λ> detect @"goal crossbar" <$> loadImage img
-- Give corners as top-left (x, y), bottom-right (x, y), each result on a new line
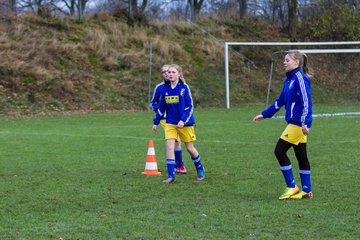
top-left (224, 41), bottom-right (360, 109)
top-left (265, 48), bottom-right (360, 106)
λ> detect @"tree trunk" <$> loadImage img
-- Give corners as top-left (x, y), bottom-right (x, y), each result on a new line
top-left (188, 0), bottom-right (204, 20)
top-left (81, 0), bottom-right (87, 14)
top-left (9, 0), bottom-right (16, 14)
top-left (287, 0), bottom-right (298, 40)
top-left (127, 0), bottom-right (134, 26)
top-left (70, 0), bottom-right (76, 16)
top-left (238, 0), bottom-right (248, 19)
top-left (139, 0), bottom-right (147, 15)
top-left (131, 0), bottom-right (138, 18)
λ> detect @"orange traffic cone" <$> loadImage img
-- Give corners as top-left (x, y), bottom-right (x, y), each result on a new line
top-left (142, 140), bottom-right (161, 176)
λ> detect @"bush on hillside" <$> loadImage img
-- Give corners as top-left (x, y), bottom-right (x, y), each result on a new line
top-left (299, 3), bottom-right (360, 41)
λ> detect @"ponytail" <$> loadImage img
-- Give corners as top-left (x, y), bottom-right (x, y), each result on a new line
top-left (302, 53), bottom-right (310, 75)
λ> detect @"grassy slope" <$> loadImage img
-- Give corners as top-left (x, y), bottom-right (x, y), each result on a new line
top-left (0, 13), bottom-right (359, 116)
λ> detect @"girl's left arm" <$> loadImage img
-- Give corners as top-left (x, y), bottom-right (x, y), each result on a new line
top-left (297, 75), bottom-right (311, 126)
top-left (180, 85), bottom-right (194, 124)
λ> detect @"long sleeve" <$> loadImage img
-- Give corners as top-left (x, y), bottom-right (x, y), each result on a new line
top-left (262, 85), bottom-right (285, 118)
top-left (180, 84), bottom-right (194, 124)
top-left (151, 82), bottom-right (164, 112)
top-left (153, 88), bottom-right (166, 125)
top-left (294, 72), bottom-right (312, 125)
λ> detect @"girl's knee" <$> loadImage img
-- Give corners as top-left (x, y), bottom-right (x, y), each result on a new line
top-left (166, 140), bottom-right (175, 151)
top-left (185, 144), bottom-right (194, 152)
top-left (274, 147), bottom-right (283, 158)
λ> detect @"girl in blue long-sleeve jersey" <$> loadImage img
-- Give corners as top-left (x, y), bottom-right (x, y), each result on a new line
top-left (253, 50), bottom-right (314, 200)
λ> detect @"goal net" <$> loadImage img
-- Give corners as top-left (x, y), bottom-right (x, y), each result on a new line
top-left (224, 41), bottom-right (360, 117)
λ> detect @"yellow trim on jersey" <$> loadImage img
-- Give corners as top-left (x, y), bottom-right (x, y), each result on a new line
top-left (280, 124), bottom-right (307, 145)
top-left (165, 124), bottom-right (196, 143)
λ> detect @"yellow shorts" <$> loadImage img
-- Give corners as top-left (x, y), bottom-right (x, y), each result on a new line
top-left (165, 124), bottom-right (196, 143)
top-left (160, 119), bottom-right (166, 129)
top-left (280, 124), bottom-right (307, 145)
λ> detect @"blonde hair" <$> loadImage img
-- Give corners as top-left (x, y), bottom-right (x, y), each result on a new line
top-left (287, 50), bottom-right (313, 76)
top-left (168, 64), bottom-right (186, 84)
top-left (161, 64), bottom-right (170, 70)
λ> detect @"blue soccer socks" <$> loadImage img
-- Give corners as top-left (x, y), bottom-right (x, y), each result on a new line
top-left (174, 147), bottom-right (183, 168)
top-left (192, 155), bottom-right (203, 170)
top-left (299, 169), bottom-right (312, 193)
top-left (166, 159), bottom-right (176, 179)
top-left (280, 165), bottom-right (296, 188)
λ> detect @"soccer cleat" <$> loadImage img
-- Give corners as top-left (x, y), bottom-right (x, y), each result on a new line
top-left (196, 167), bottom-right (205, 181)
top-left (290, 191), bottom-right (313, 200)
top-left (163, 177), bottom-right (175, 183)
top-left (175, 164), bottom-right (187, 174)
top-left (278, 185), bottom-right (299, 200)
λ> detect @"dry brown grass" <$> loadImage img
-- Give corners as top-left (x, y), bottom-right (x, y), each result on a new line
top-left (152, 36), bottom-right (185, 60)
top-left (3, 12), bottom-right (354, 116)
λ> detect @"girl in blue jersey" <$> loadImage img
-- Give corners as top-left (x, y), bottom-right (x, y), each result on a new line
top-left (253, 50), bottom-right (313, 200)
top-left (151, 65), bottom-right (187, 174)
top-left (152, 64), bottom-right (205, 183)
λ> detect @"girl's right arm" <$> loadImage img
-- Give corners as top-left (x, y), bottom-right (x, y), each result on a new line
top-left (151, 84), bottom-right (161, 112)
top-left (261, 87), bottom-right (285, 118)
top-left (153, 89), bottom-right (166, 125)
top-left (152, 124), bottom-right (157, 133)
top-left (253, 114), bottom-right (264, 123)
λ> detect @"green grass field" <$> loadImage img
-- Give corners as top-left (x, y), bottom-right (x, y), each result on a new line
top-left (1, 105), bottom-right (359, 239)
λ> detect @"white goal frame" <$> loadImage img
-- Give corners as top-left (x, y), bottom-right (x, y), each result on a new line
top-left (224, 41), bottom-right (360, 109)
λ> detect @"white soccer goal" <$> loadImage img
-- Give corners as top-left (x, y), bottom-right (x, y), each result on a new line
top-left (224, 41), bottom-right (360, 110)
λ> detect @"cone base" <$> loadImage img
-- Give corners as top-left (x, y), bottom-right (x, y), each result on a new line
top-left (142, 170), bottom-right (161, 176)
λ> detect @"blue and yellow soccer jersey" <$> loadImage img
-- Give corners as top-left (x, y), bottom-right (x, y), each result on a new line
top-left (153, 82), bottom-right (195, 126)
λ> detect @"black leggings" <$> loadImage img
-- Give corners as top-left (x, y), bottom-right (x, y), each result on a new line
top-left (274, 138), bottom-right (310, 170)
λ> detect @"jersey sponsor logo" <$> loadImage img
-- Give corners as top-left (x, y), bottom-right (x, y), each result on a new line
top-left (165, 95), bottom-right (179, 104)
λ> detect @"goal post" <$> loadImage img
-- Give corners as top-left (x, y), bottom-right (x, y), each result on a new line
top-left (224, 41), bottom-right (360, 109)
